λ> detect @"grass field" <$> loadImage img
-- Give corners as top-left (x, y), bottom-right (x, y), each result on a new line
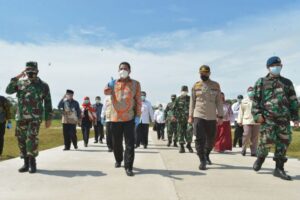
top-left (0, 120), bottom-right (299, 161)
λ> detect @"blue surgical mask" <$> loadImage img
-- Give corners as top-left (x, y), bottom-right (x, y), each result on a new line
top-left (269, 66), bottom-right (282, 75)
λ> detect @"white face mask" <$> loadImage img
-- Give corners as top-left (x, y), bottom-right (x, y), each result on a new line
top-left (119, 70), bottom-right (129, 79)
top-left (181, 91), bottom-right (188, 96)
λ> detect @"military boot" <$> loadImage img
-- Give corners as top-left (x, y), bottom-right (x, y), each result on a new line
top-left (167, 141), bottom-right (172, 147)
top-left (173, 141), bottom-right (178, 147)
top-left (206, 151), bottom-right (212, 165)
top-left (273, 158), bottom-right (292, 181)
top-left (29, 157), bottom-right (37, 174)
top-left (179, 144), bottom-right (185, 153)
top-left (18, 157), bottom-right (29, 173)
top-left (253, 157), bottom-right (265, 171)
top-left (199, 156), bottom-right (207, 170)
top-left (186, 143), bottom-right (194, 153)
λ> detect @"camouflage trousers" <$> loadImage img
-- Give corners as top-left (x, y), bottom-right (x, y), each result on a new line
top-left (177, 121), bottom-right (193, 144)
top-left (167, 122), bottom-right (178, 142)
top-left (257, 119), bottom-right (292, 160)
top-left (15, 120), bottom-right (41, 158)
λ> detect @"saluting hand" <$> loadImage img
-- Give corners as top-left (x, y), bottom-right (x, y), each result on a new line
top-left (16, 70), bottom-right (26, 79)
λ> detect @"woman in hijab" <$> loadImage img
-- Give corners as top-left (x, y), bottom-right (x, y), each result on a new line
top-left (81, 97), bottom-right (97, 147)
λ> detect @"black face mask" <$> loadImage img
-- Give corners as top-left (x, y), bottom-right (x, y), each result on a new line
top-left (201, 75), bottom-right (209, 81)
top-left (26, 72), bottom-right (37, 79)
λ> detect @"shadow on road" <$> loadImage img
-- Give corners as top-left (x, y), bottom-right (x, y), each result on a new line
top-left (133, 167), bottom-right (205, 180)
top-left (211, 163), bottom-right (274, 171)
top-left (38, 169), bottom-right (107, 178)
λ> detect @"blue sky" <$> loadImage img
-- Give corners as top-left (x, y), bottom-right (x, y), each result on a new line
top-left (0, 0), bottom-right (300, 105)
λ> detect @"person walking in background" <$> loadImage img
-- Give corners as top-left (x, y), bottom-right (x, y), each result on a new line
top-left (232, 95), bottom-right (244, 147)
top-left (237, 87), bottom-right (260, 157)
top-left (154, 104), bottom-right (166, 141)
top-left (58, 89), bottom-right (81, 151)
top-left (189, 65), bottom-right (223, 170)
top-left (6, 61), bottom-right (53, 173)
top-left (252, 56), bottom-right (299, 180)
top-left (101, 95), bottom-right (113, 152)
top-left (135, 91), bottom-right (154, 149)
top-left (104, 62), bottom-right (141, 176)
top-left (81, 97), bottom-right (97, 147)
top-left (173, 86), bottom-right (194, 154)
top-left (0, 95), bottom-right (12, 158)
top-left (93, 96), bottom-right (104, 144)
top-left (164, 94), bottom-right (178, 147)
top-left (214, 92), bottom-right (234, 153)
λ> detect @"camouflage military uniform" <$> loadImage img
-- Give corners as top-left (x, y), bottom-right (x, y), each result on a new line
top-left (164, 101), bottom-right (178, 143)
top-left (252, 74), bottom-right (299, 160)
top-left (173, 95), bottom-right (193, 145)
top-left (6, 77), bottom-right (53, 158)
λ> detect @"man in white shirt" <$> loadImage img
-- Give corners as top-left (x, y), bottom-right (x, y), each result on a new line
top-left (232, 95), bottom-right (244, 148)
top-left (154, 104), bottom-right (166, 140)
top-left (135, 91), bottom-right (154, 149)
top-left (101, 95), bottom-right (113, 152)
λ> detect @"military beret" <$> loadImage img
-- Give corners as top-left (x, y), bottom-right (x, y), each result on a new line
top-left (26, 61), bottom-right (38, 71)
top-left (266, 56), bottom-right (281, 67)
top-left (66, 89), bottom-right (74, 94)
top-left (199, 65), bottom-right (210, 73)
top-left (181, 85), bottom-right (188, 92)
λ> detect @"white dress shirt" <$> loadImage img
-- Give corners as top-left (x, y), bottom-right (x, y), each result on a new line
top-left (140, 100), bottom-right (154, 124)
top-left (231, 101), bottom-right (241, 121)
top-left (154, 109), bottom-right (165, 124)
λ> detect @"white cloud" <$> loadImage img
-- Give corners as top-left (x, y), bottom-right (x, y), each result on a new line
top-left (1, 7), bottom-right (300, 108)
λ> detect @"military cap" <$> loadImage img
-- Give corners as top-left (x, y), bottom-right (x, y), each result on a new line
top-left (171, 94), bottom-right (177, 98)
top-left (266, 56), bottom-right (281, 67)
top-left (26, 61), bottom-right (38, 72)
top-left (181, 85), bottom-right (188, 92)
top-left (199, 65), bottom-right (210, 73)
top-left (66, 89), bottom-right (74, 95)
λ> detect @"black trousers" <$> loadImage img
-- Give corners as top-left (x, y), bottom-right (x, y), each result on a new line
top-left (194, 118), bottom-right (217, 159)
top-left (94, 121), bottom-right (104, 142)
top-left (81, 126), bottom-right (91, 145)
top-left (111, 120), bottom-right (135, 170)
top-left (106, 122), bottom-right (113, 150)
top-left (0, 122), bottom-right (6, 155)
top-left (156, 123), bottom-right (165, 140)
top-left (233, 122), bottom-right (243, 147)
top-left (63, 124), bottom-right (77, 149)
top-left (135, 123), bottom-right (149, 147)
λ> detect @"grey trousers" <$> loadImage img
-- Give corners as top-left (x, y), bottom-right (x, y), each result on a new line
top-left (242, 124), bottom-right (260, 154)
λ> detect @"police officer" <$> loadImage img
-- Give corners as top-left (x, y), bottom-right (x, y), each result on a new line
top-left (252, 56), bottom-right (299, 180)
top-left (173, 86), bottom-right (193, 153)
top-left (164, 94), bottom-right (178, 147)
top-left (189, 65), bottom-right (223, 170)
top-left (6, 61), bottom-right (53, 173)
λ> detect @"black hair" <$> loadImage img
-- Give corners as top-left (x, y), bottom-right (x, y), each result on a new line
top-left (119, 62), bottom-right (131, 70)
top-left (141, 91), bottom-right (146, 96)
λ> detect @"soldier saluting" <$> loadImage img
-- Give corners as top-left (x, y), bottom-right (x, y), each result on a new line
top-left (6, 61), bottom-right (53, 173)
top-left (189, 65), bottom-right (223, 170)
top-left (252, 56), bottom-right (299, 180)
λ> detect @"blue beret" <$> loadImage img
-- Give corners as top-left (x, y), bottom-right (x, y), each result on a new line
top-left (266, 56), bottom-right (281, 67)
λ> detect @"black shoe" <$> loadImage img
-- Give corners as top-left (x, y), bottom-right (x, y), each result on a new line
top-left (84, 143), bottom-right (88, 147)
top-left (125, 169), bottom-right (134, 176)
top-left (63, 148), bottom-right (70, 151)
top-left (173, 142), bottom-right (178, 147)
top-left (144, 145), bottom-right (147, 149)
top-left (108, 148), bottom-right (113, 152)
top-left (199, 160), bottom-right (207, 170)
top-left (74, 145), bottom-right (78, 150)
top-left (94, 141), bottom-right (98, 144)
top-left (29, 157), bottom-right (37, 174)
top-left (115, 162), bottom-right (121, 168)
top-left (206, 153), bottom-right (212, 165)
top-left (273, 158), bottom-right (292, 180)
top-left (18, 157), bottom-right (29, 173)
top-left (100, 140), bottom-right (103, 144)
top-left (251, 154), bottom-right (257, 157)
top-left (167, 141), bottom-right (171, 147)
top-left (179, 145), bottom-right (185, 153)
top-left (253, 157), bottom-right (265, 171)
top-left (241, 150), bottom-right (246, 156)
top-left (186, 143), bottom-right (194, 153)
